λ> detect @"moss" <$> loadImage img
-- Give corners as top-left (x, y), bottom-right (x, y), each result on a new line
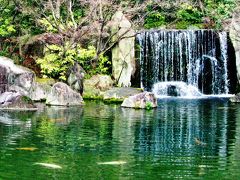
top-left (83, 95), bottom-right (103, 100)
top-left (145, 102), bottom-right (153, 110)
top-left (36, 77), bottom-right (55, 85)
top-left (21, 96), bottom-right (33, 103)
top-left (103, 98), bottom-right (123, 104)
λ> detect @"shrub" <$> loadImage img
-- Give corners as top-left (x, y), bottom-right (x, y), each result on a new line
top-left (37, 44), bottom-right (110, 80)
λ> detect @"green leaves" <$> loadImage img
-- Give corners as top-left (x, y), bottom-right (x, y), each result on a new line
top-left (0, 16), bottom-right (16, 37)
top-left (204, 0), bottom-right (236, 29)
top-left (37, 44), bottom-right (110, 80)
top-left (144, 12), bottom-right (165, 29)
top-left (143, 0), bottom-right (237, 29)
top-left (177, 3), bottom-right (203, 23)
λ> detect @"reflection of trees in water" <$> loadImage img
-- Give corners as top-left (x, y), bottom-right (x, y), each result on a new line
top-left (120, 100), bottom-right (237, 159)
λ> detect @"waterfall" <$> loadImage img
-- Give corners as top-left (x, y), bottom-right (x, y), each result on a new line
top-left (137, 30), bottom-right (230, 96)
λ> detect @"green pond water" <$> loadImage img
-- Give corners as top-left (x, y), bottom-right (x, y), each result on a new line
top-left (1, 99), bottom-right (240, 179)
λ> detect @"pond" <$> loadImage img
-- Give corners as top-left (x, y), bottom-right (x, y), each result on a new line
top-left (0, 99), bottom-right (240, 179)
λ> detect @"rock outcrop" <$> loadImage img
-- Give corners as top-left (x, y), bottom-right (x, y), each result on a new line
top-left (67, 62), bottom-right (85, 95)
top-left (46, 82), bottom-right (83, 106)
top-left (111, 11), bottom-right (135, 87)
top-left (0, 91), bottom-right (37, 110)
top-left (83, 75), bottom-right (114, 99)
top-left (0, 57), bottom-right (35, 95)
top-left (229, 8), bottom-right (240, 84)
top-left (121, 92), bottom-right (157, 109)
top-left (103, 87), bottom-right (143, 102)
top-left (29, 78), bottom-right (54, 101)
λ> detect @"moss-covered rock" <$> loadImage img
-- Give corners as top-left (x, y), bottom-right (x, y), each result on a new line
top-left (121, 92), bottom-right (157, 109)
top-left (83, 74), bottom-right (113, 100)
top-left (0, 92), bottom-right (37, 110)
top-left (103, 87), bottom-right (143, 102)
top-left (46, 82), bottom-right (83, 106)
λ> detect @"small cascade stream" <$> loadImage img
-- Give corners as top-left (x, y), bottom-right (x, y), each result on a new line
top-left (137, 30), bottom-right (233, 97)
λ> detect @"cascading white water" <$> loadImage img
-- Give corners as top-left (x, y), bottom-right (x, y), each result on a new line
top-left (137, 30), bottom-right (230, 96)
top-left (152, 81), bottom-right (203, 98)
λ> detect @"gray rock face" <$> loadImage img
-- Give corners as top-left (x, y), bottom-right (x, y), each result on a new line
top-left (0, 91), bottom-right (37, 110)
top-left (83, 74), bottom-right (114, 99)
top-left (111, 11), bottom-right (135, 87)
top-left (46, 82), bottom-right (83, 106)
top-left (229, 8), bottom-right (240, 84)
top-left (103, 87), bottom-right (143, 102)
top-left (29, 78), bottom-right (55, 101)
top-left (29, 82), bottom-right (52, 101)
top-left (0, 57), bottom-right (35, 95)
top-left (67, 63), bottom-right (85, 95)
top-left (85, 75), bottom-right (113, 91)
top-left (121, 92), bottom-right (157, 109)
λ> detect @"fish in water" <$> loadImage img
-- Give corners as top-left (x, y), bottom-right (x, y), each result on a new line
top-left (34, 163), bottom-right (62, 169)
top-left (195, 138), bottom-right (207, 146)
top-left (97, 161), bottom-right (127, 165)
top-left (16, 147), bottom-right (38, 151)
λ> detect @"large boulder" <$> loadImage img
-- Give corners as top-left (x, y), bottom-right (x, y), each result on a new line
top-left (83, 74), bottom-right (114, 99)
top-left (0, 57), bottom-right (35, 95)
top-left (0, 91), bottom-right (37, 110)
top-left (67, 62), bottom-right (85, 95)
top-left (229, 8), bottom-right (240, 84)
top-left (121, 92), bottom-right (157, 109)
top-left (29, 78), bottom-right (54, 101)
top-left (46, 82), bottom-right (83, 106)
top-left (111, 11), bottom-right (136, 87)
top-left (103, 87), bottom-right (143, 102)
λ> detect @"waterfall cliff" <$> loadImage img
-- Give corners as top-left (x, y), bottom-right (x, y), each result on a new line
top-left (137, 30), bottom-right (235, 96)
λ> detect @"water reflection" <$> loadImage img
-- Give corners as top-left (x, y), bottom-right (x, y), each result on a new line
top-left (129, 99), bottom-right (237, 157)
top-left (0, 99), bottom-right (240, 179)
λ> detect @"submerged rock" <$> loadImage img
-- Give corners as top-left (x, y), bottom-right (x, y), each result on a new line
top-left (0, 91), bottom-right (37, 110)
top-left (121, 92), bottom-right (157, 109)
top-left (46, 82), bottom-right (83, 106)
top-left (103, 87), bottom-right (143, 102)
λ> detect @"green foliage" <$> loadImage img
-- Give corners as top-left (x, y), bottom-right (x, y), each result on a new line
top-left (0, 1), bottom-right (16, 37)
top-left (176, 21), bottom-right (203, 29)
top-left (145, 101), bottom-right (153, 110)
top-left (77, 46), bottom-right (111, 78)
top-left (144, 12), bottom-right (165, 29)
top-left (21, 96), bottom-right (33, 103)
top-left (37, 44), bottom-right (110, 80)
top-left (143, 0), bottom-right (237, 29)
top-left (204, 0), bottom-right (236, 29)
top-left (177, 3), bottom-right (203, 24)
top-left (38, 17), bottom-right (59, 33)
top-left (37, 44), bottom-right (75, 80)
